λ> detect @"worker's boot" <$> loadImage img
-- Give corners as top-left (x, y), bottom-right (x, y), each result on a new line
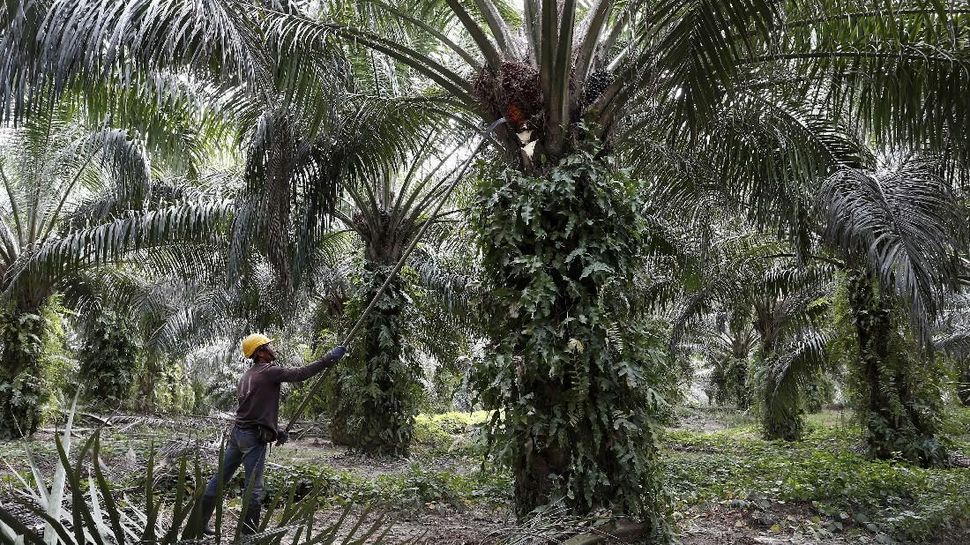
top-left (240, 503), bottom-right (260, 536)
top-left (199, 495), bottom-right (217, 536)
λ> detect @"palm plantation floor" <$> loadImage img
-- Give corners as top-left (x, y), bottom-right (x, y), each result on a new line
top-left (2, 406), bottom-right (969, 544)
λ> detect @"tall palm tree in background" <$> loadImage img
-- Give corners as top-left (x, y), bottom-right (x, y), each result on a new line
top-left (63, 236), bottom-right (254, 412)
top-left (0, 97), bottom-right (229, 437)
top-left (675, 149), bottom-right (968, 459)
top-left (695, 311), bottom-right (759, 409)
top-left (751, 265), bottom-right (831, 441)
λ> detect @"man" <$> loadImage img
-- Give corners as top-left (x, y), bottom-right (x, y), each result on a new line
top-left (198, 333), bottom-right (347, 535)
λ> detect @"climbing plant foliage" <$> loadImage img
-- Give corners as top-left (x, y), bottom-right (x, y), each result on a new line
top-left (329, 265), bottom-right (422, 456)
top-left (708, 356), bottom-right (753, 409)
top-left (78, 310), bottom-right (140, 409)
top-left (0, 309), bottom-right (47, 438)
top-left (471, 141), bottom-right (673, 533)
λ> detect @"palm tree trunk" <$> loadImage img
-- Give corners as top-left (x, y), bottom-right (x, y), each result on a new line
top-left (512, 377), bottom-right (572, 513)
top-left (760, 362), bottom-right (804, 441)
top-left (754, 302), bottom-right (805, 441)
top-left (0, 299), bottom-right (49, 439)
top-left (472, 151), bottom-right (666, 528)
top-left (846, 268), bottom-right (945, 466)
top-left (330, 265), bottom-right (419, 456)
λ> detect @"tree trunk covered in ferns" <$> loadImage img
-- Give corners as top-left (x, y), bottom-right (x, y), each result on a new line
top-left (754, 302), bottom-right (805, 442)
top-left (0, 295), bottom-right (50, 439)
top-left (846, 268), bottom-right (946, 466)
top-left (760, 361), bottom-right (805, 442)
top-left (471, 143), bottom-right (671, 533)
top-left (329, 264), bottom-right (420, 456)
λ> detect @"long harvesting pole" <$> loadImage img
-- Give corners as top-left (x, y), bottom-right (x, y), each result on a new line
top-left (284, 118), bottom-right (506, 432)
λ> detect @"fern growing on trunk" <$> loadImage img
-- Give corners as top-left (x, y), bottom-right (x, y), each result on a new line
top-left (329, 265), bottom-right (421, 456)
top-left (471, 140), bottom-right (673, 532)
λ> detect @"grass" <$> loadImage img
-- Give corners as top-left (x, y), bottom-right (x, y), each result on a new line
top-left (262, 462), bottom-right (511, 514)
top-left (661, 406), bottom-right (970, 543)
top-left (412, 410), bottom-right (490, 455)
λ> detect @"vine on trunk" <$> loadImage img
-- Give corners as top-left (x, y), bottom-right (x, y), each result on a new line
top-left (846, 269), bottom-right (947, 466)
top-left (708, 356), bottom-right (753, 409)
top-left (329, 265), bottom-right (421, 456)
top-left (0, 307), bottom-right (54, 439)
top-left (471, 141), bottom-right (672, 534)
top-left (78, 310), bottom-right (140, 409)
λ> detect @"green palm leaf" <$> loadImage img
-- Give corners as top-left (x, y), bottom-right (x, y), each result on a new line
top-left (818, 156), bottom-right (965, 339)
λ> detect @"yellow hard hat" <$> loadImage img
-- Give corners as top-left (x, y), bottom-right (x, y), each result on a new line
top-left (242, 333), bottom-right (272, 358)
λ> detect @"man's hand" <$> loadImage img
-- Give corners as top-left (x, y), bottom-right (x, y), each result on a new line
top-left (275, 429), bottom-right (289, 446)
top-left (328, 345), bottom-right (347, 361)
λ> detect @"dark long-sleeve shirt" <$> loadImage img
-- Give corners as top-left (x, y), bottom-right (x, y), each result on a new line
top-left (234, 356), bottom-right (335, 434)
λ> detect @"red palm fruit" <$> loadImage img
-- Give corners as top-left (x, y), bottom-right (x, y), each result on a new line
top-left (505, 102), bottom-right (526, 127)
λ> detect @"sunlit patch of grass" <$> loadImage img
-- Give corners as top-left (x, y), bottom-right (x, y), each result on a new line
top-left (804, 407), bottom-right (855, 430)
top-left (412, 410), bottom-right (490, 455)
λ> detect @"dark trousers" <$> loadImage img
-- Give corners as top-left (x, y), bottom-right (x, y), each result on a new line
top-left (203, 425), bottom-right (267, 513)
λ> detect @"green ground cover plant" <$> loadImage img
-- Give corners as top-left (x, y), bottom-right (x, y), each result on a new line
top-left (662, 411), bottom-right (970, 543)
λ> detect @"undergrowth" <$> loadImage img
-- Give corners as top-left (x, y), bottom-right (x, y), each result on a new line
top-left (263, 463), bottom-right (511, 514)
top-left (3, 408), bottom-right (967, 543)
top-left (661, 412), bottom-right (970, 543)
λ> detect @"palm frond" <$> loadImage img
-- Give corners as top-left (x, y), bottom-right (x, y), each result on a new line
top-left (264, 7), bottom-right (479, 106)
top-left (2, 0), bottom-right (270, 123)
top-left (772, 1), bottom-right (970, 170)
top-left (8, 200), bottom-right (231, 293)
top-left (763, 327), bottom-right (829, 404)
top-left (818, 156), bottom-right (965, 339)
top-left (618, 0), bottom-right (782, 130)
top-left (935, 329), bottom-right (970, 358)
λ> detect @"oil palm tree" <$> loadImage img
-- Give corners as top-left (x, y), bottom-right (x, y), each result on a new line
top-left (61, 235), bottom-right (254, 410)
top-left (0, 99), bottom-right (229, 438)
top-left (318, 135), bottom-right (473, 455)
top-left (818, 156), bottom-right (966, 465)
top-left (701, 312), bottom-right (759, 408)
top-left (750, 264), bottom-right (832, 441)
top-left (676, 148), bottom-right (967, 457)
top-left (0, 1), bottom-right (476, 454)
top-left (221, 54), bottom-right (464, 450)
top-left (2, 0), bottom-right (454, 297)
